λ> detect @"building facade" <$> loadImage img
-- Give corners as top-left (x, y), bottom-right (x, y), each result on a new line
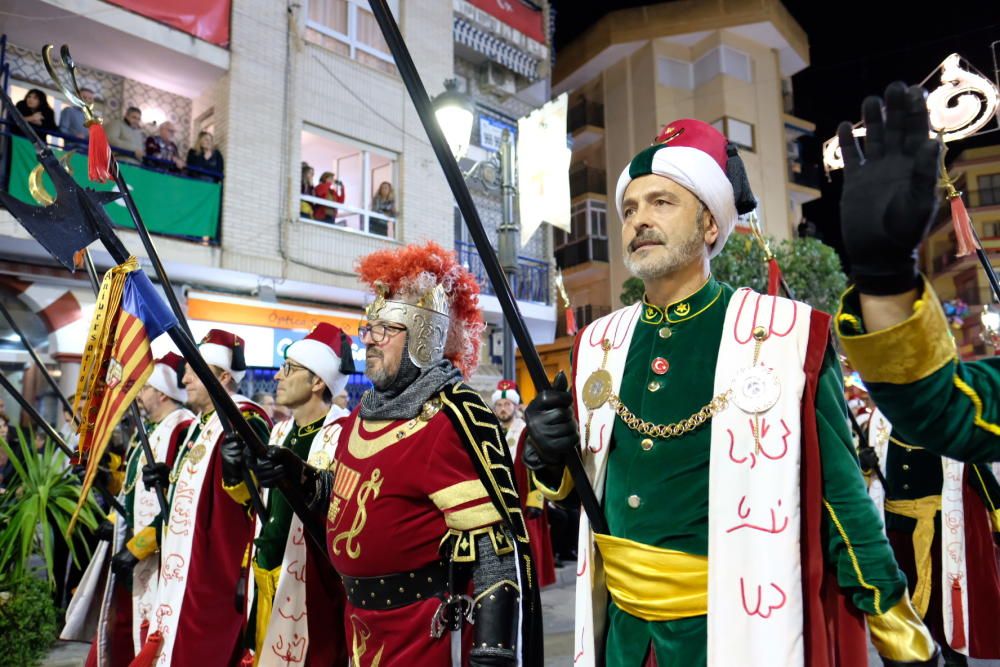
top-left (0, 0), bottom-right (556, 421)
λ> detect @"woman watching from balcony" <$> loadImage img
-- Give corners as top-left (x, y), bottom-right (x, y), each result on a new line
top-left (369, 180), bottom-right (395, 237)
top-left (314, 171), bottom-right (345, 224)
top-left (11, 89), bottom-right (57, 142)
top-left (185, 131), bottom-right (225, 182)
top-left (300, 162), bottom-right (315, 219)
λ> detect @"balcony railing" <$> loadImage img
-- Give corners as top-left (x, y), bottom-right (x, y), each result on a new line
top-left (568, 100), bottom-right (604, 134)
top-left (569, 166), bottom-right (606, 198)
top-left (555, 236), bottom-right (609, 268)
top-left (455, 240), bottom-right (550, 304)
top-left (1, 128), bottom-right (223, 244)
top-left (299, 193), bottom-right (397, 240)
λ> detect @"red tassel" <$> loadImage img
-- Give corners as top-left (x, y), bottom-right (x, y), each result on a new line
top-left (128, 631), bottom-right (163, 667)
top-left (139, 619), bottom-right (149, 646)
top-left (565, 307), bottom-right (578, 336)
top-left (951, 195), bottom-right (980, 258)
top-left (766, 258), bottom-right (783, 297)
top-left (86, 120), bottom-right (113, 183)
top-left (950, 577), bottom-right (967, 650)
top-left (239, 651), bottom-right (254, 666)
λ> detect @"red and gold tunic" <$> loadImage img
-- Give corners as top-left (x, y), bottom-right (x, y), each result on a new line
top-left (326, 398), bottom-right (503, 666)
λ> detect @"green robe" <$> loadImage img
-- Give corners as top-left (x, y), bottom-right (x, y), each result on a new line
top-left (597, 277), bottom-right (905, 665)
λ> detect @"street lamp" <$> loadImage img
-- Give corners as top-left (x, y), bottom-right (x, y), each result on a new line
top-left (433, 80), bottom-right (520, 382)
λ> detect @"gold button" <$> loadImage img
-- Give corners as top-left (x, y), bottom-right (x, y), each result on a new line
top-left (902, 464), bottom-right (909, 471)
top-left (658, 326), bottom-right (672, 339)
top-left (640, 438), bottom-right (653, 451)
top-left (647, 381), bottom-right (661, 392)
top-left (627, 494), bottom-right (641, 509)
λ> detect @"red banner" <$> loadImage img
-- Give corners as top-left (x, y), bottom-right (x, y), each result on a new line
top-left (105, 0), bottom-right (231, 47)
top-left (467, 0), bottom-right (545, 44)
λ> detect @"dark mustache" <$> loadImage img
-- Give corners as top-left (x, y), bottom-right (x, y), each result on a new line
top-left (629, 230), bottom-right (667, 253)
top-left (367, 349), bottom-right (384, 361)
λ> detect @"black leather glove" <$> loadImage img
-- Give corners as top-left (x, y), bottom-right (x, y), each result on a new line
top-left (95, 519), bottom-right (115, 542)
top-left (141, 462), bottom-right (169, 491)
top-left (525, 507), bottom-right (543, 520)
top-left (858, 446), bottom-right (880, 476)
top-left (838, 81), bottom-right (941, 295)
top-left (523, 371), bottom-right (579, 468)
top-left (248, 446), bottom-right (306, 488)
top-left (111, 547), bottom-right (140, 578)
top-left (220, 433), bottom-right (245, 487)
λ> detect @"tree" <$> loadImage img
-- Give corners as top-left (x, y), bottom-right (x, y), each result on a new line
top-left (621, 235), bottom-right (848, 314)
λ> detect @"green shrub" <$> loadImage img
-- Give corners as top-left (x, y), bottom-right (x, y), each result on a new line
top-left (0, 574), bottom-right (59, 666)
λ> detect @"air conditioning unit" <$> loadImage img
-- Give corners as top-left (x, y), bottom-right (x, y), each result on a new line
top-left (479, 61), bottom-right (516, 98)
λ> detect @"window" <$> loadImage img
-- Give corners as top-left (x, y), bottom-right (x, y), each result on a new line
top-left (300, 128), bottom-right (398, 239)
top-left (983, 221), bottom-right (1000, 238)
top-left (660, 46), bottom-right (752, 91)
top-left (977, 174), bottom-right (1000, 207)
top-left (657, 57), bottom-right (693, 90)
top-left (711, 116), bottom-right (755, 152)
top-left (555, 199), bottom-right (608, 267)
top-left (305, 0), bottom-right (400, 75)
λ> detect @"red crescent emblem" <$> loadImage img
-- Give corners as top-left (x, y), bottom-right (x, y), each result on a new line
top-left (651, 357), bottom-right (669, 375)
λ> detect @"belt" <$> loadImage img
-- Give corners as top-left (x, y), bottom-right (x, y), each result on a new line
top-left (884, 494), bottom-right (941, 618)
top-left (595, 532), bottom-right (708, 622)
top-left (342, 560), bottom-right (450, 611)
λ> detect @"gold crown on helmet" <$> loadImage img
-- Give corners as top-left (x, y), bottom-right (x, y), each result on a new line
top-left (365, 283), bottom-right (450, 368)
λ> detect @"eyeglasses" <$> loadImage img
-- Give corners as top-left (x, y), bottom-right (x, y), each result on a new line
top-left (279, 360), bottom-right (309, 376)
top-left (358, 322), bottom-right (406, 344)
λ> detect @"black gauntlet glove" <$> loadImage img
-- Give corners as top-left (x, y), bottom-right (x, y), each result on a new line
top-left (523, 371), bottom-right (579, 467)
top-left (111, 547), bottom-right (140, 578)
top-left (838, 81), bottom-right (941, 295)
top-left (857, 446), bottom-right (880, 476)
top-left (141, 462), bottom-right (170, 491)
top-left (248, 446), bottom-right (330, 513)
top-left (95, 519), bottom-right (115, 542)
top-left (219, 432), bottom-right (246, 487)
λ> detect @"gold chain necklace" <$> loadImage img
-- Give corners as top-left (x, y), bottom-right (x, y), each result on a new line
top-left (609, 389), bottom-right (732, 439)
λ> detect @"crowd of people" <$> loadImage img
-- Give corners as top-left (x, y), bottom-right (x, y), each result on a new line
top-left (7, 88), bottom-right (224, 182)
top-left (300, 160), bottom-right (397, 236)
top-left (2, 80), bottom-right (1000, 667)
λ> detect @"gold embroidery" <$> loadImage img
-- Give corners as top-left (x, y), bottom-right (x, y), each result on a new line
top-left (328, 461), bottom-right (361, 529)
top-left (350, 615), bottom-right (385, 667)
top-left (348, 415), bottom-right (433, 460)
top-left (673, 302), bottom-right (691, 316)
top-left (331, 468), bottom-right (382, 559)
top-left (429, 480), bottom-right (490, 511)
top-left (445, 503), bottom-right (503, 531)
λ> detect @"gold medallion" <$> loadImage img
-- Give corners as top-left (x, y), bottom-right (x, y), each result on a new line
top-left (582, 369), bottom-right (613, 410)
top-left (187, 443), bottom-right (207, 465)
top-left (309, 451), bottom-right (333, 470)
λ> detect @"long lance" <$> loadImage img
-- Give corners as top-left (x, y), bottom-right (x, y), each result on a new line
top-left (367, 0), bottom-right (609, 535)
top-left (0, 77), bottom-right (329, 542)
top-left (39, 45), bottom-right (268, 522)
top-left (0, 369), bottom-right (127, 517)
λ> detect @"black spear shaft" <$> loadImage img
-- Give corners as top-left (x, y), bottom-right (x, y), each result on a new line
top-left (366, 0), bottom-right (608, 535)
top-left (0, 370), bottom-right (126, 516)
top-left (80, 253), bottom-right (170, 520)
top-left (0, 298), bottom-right (76, 419)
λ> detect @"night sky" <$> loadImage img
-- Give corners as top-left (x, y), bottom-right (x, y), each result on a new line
top-left (551, 0), bottom-right (1000, 260)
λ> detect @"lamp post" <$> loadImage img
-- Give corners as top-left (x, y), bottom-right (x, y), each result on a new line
top-left (433, 79), bottom-right (520, 381)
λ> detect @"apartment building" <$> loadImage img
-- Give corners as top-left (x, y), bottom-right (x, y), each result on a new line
top-left (0, 0), bottom-right (555, 418)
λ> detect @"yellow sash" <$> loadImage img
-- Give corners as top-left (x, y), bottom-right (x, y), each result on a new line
top-left (595, 532), bottom-right (707, 622)
top-left (252, 562), bottom-right (283, 666)
top-left (883, 495), bottom-right (941, 618)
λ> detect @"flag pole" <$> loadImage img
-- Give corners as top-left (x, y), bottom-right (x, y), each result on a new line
top-left (366, 0), bottom-right (609, 536)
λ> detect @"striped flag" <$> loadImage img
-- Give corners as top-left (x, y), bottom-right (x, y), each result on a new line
top-left (70, 257), bottom-right (176, 532)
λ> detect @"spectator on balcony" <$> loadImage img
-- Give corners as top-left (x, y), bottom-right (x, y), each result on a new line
top-left (301, 163), bottom-right (316, 219)
top-left (369, 181), bottom-right (395, 236)
top-left (314, 171), bottom-right (345, 224)
top-left (106, 106), bottom-right (145, 164)
top-left (145, 121), bottom-right (186, 172)
top-left (58, 87), bottom-right (95, 145)
top-left (185, 131), bottom-right (224, 182)
top-left (11, 89), bottom-right (57, 142)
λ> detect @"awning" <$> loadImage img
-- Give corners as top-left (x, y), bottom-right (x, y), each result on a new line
top-left (453, 17), bottom-right (541, 81)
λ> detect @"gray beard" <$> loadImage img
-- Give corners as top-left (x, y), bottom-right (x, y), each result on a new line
top-left (359, 336), bottom-right (462, 420)
top-left (624, 229), bottom-right (705, 280)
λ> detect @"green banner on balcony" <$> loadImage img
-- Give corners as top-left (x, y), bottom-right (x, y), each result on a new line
top-left (6, 135), bottom-right (220, 241)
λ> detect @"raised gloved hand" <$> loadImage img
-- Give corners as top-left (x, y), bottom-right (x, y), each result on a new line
top-left (141, 462), bottom-right (170, 491)
top-left (95, 519), bottom-right (115, 542)
top-left (523, 371), bottom-right (579, 469)
top-left (219, 432), bottom-right (246, 487)
top-left (111, 547), bottom-right (140, 578)
top-left (247, 446), bottom-right (307, 488)
top-left (838, 81), bottom-right (941, 295)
